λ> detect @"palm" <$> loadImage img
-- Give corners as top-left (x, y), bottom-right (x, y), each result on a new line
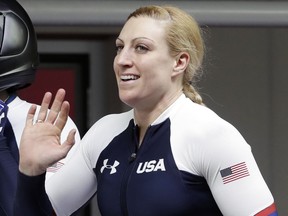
top-left (19, 89), bottom-right (76, 176)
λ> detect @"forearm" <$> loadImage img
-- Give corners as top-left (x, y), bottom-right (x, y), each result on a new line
top-left (14, 171), bottom-right (54, 216)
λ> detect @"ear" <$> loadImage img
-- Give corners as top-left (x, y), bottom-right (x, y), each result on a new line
top-left (172, 52), bottom-right (189, 77)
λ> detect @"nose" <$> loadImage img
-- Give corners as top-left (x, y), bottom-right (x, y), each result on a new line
top-left (115, 48), bottom-right (133, 67)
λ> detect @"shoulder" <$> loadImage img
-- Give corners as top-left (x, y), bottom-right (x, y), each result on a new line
top-left (170, 98), bottom-right (250, 175)
top-left (174, 99), bottom-right (248, 153)
top-left (81, 110), bottom-right (133, 148)
top-left (91, 109), bottom-right (133, 130)
top-left (84, 110), bottom-right (133, 140)
top-left (8, 96), bottom-right (80, 142)
top-left (172, 98), bottom-right (239, 137)
top-left (77, 110), bottom-right (133, 166)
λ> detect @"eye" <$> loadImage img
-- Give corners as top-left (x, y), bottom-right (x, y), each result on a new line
top-left (115, 45), bottom-right (123, 54)
top-left (135, 45), bottom-right (148, 53)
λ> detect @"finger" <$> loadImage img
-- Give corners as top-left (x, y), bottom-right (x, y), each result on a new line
top-left (54, 101), bottom-right (70, 131)
top-left (46, 89), bottom-right (66, 124)
top-left (37, 92), bottom-right (52, 122)
top-left (26, 104), bottom-right (37, 126)
top-left (65, 129), bottom-right (76, 147)
top-left (59, 129), bottom-right (76, 157)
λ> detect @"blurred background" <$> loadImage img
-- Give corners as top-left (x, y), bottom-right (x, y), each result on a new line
top-left (17, 0), bottom-right (288, 215)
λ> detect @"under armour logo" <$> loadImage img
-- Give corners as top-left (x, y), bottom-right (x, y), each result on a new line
top-left (100, 159), bottom-right (120, 174)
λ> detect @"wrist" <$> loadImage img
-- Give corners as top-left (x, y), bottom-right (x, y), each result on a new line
top-left (19, 160), bottom-right (46, 176)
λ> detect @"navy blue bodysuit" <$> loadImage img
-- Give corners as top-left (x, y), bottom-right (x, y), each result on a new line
top-left (14, 94), bottom-right (277, 216)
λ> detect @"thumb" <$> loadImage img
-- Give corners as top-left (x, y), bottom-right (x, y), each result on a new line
top-left (60, 129), bottom-right (76, 156)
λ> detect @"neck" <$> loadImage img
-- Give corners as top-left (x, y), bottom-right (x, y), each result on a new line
top-left (0, 91), bottom-right (9, 102)
top-left (134, 90), bottom-right (183, 145)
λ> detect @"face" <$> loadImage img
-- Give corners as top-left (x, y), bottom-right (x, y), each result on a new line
top-left (114, 16), bottom-right (182, 111)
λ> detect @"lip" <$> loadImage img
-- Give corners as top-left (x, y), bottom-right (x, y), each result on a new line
top-left (120, 74), bottom-right (140, 82)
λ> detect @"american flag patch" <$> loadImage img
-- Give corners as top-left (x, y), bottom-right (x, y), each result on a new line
top-left (47, 161), bottom-right (64, 173)
top-left (220, 162), bottom-right (249, 184)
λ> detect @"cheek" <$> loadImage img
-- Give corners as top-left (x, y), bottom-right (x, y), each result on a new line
top-left (113, 58), bottom-right (118, 76)
top-left (148, 59), bottom-right (174, 81)
top-left (143, 68), bottom-right (168, 92)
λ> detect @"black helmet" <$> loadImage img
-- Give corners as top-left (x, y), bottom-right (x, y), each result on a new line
top-left (0, 0), bottom-right (38, 91)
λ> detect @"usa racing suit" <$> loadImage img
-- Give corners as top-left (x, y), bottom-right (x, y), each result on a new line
top-left (15, 94), bottom-right (276, 216)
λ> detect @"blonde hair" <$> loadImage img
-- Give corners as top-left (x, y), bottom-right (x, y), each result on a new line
top-left (127, 5), bottom-right (205, 105)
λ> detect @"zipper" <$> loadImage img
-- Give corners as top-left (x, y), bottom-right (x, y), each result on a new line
top-left (120, 158), bottom-right (137, 216)
top-left (120, 125), bottom-right (151, 216)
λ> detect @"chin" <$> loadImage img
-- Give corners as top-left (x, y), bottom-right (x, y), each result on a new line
top-left (119, 94), bottom-right (138, 108)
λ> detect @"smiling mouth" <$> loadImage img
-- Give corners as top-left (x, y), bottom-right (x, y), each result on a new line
top-left (120, 75), bottom-right (140, 81)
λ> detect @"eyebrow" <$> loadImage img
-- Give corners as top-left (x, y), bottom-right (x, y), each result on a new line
top-left (116, 37), bottom-right (154, 44)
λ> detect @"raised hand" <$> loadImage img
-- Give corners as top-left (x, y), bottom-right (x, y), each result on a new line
top-left (19, 89), bottom-right (76, 176)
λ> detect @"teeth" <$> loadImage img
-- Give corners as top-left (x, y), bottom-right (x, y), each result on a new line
top-left (121, 75), bottom-right (139, 81)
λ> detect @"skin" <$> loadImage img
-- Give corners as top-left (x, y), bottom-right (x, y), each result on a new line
top-left (114, 16), bottom-right (189, 144)
top-left (19, 16), bottom-right (190, 175)
top-left (19, 89), bottom-right (76, 176)
top-left (0, 91), bottom-right (9, 102)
